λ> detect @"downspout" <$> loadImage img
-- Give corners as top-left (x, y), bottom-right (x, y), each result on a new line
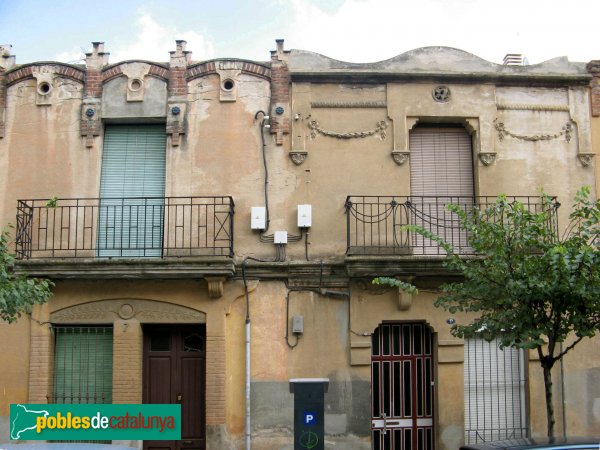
top-left (242, 259), bottom-right (251, 450)
top-left (245, 317), bottom-right (251, 450)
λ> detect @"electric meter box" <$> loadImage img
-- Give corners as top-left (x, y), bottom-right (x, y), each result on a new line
top-left (251, 207), bottom-right (266, 230)
top-left (297, 204), bottom-right (312, 228)
top-left (274, 231), bottom-right (288, 244)
top-left (292, 315), bottom-right (304, 334)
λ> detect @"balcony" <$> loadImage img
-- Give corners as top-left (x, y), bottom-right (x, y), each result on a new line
top-left (15, 196), bottom-right (235, 262)
top-left (345, 195), bottom-right (559, 258)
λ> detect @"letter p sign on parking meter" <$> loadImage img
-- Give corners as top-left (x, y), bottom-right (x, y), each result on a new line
top-left (304, 412), bottom-right (316, 426)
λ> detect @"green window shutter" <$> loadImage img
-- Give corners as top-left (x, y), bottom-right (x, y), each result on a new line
top-left (52, 326), bottom-right (113, 404)
top-left (97, 125), bottom-right (167, 257)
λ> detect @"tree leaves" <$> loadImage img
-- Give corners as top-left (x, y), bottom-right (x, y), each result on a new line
top-left (0, 228), bottom-right (54, 323)
top-left (374, 188), bottom-right (599, 437)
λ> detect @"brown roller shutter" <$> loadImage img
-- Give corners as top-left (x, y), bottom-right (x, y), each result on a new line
top-left (409, 127), bottom-right (474, 254)
top-left (409, 127), bottom-right (474, 197)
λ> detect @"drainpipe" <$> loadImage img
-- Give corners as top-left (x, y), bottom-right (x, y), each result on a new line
top-left (242, 258), bottom-right (253, 450)
top-left (245, 316), bottom-right (251, 450)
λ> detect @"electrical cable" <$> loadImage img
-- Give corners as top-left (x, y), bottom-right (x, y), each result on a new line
top-left (254, 110), bottom-right (271, 234)
top-left (304, 230), bottom-right (310, 260)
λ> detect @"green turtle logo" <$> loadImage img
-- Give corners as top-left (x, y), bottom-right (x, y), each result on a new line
top-left (299, 430), bottom-right (319, 449)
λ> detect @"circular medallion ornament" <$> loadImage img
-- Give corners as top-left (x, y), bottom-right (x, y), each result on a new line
top-left (118, 303), bottom-right (135, 320)
top-left (85, 108), bottom-right (95, 118)
top-left (275, 106), bottom-right (284, 115)
top-left (432, 85), bottom-right (451, 103)
top-left (171, 106), bottom-right (181, 116)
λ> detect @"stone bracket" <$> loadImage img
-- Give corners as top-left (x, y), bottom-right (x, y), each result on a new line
top-left (81, 98), bottom-right (102, 148)
top-left (206, 276), bottom-right (226, 299)
top-left (289, 151), bottom-right (308, 165)
top-left (167, 101), bottom-right (187, 147)
top-left (478, 152), bottom-right (497, 166)
top-left (391, 151), bottom-right (409, 165)
top-left (577, 153), bottom-right (595, 167)
top-left (398, 289), bottom-right (412, 310)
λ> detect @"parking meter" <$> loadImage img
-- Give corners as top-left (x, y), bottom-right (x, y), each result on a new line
top-left (289, 378), bottom-right (329, 450)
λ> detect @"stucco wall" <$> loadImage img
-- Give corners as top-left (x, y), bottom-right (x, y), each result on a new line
top-left (0, 43), bottom-right (599, 449)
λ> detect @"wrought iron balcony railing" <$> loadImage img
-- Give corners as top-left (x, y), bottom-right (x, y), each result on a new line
top-left (345, 195), bottom-right (559, 256)
top-left (16, 196), bottom-right (234, 259)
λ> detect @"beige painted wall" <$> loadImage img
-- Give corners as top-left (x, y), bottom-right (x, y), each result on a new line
top-left (0, 48), bottom-right (599, 449)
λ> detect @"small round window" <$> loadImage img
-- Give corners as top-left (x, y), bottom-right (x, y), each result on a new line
top-left (37, 81), bottom-right (52, 96)
top-left (128, 78), bottom-right (144, 92)
top-left (222, 79), bottom-right (235, 91)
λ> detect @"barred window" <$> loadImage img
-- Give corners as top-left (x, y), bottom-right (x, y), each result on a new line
top-left (464, 338), bottom-right (528, 444)
top-left (52, 326), bottom-right (113, 404)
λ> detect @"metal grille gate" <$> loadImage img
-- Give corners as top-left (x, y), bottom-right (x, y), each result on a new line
top-left (464, 338), bottom-right (527, 443)
top-left (371, 323), bottom-right (435, 450)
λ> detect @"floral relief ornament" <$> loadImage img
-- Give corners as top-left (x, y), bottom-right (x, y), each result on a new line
top-left (308, 120), bottom-right (388, 140)
top-left (494, 119), bottom-right (573, 142)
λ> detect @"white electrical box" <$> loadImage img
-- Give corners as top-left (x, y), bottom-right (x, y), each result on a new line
top-left (274, 231), bottom-right (288, 244)
top-left (251, 207), bottom-right (266, 230)
top-left (292, 315), bottom-right (304, 334)
top-left (297, 204), bottom-right (312, 228)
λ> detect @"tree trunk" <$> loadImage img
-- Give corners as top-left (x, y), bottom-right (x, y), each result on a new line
top-left (542, 362), bottom-right (555, 437)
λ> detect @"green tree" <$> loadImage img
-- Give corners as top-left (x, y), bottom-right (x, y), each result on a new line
top-left (0, 228), bottom-right (53, 323)
top-left (374, 187), bottom-right (600, 438)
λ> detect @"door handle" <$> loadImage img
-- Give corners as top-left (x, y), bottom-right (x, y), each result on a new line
top-left (382, 413), bottom-right (388, 435)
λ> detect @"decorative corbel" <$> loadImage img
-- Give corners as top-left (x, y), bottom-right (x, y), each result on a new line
top-left (81, 101), bottom-right (102, 148)
top-left (577, 153), bottom-right (595, 167)
top-left (166, 102), bottom-right (186, 147)
top-left (289, 151), bottom-right (308, 165)
top-left (398, 288), bottom-right (412, 311)
top-left (478, 152), bottom-right (497, 166)
top-left (391, 151), bottom-right (409, 165)
top-left (206, 276), bottom-right (225, 299)
top-left (397, 277), bottom-right (415, 310)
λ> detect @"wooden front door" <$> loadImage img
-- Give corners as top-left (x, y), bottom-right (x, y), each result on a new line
top-left (143, 325), bottom-right (206, 450)
top-left (371, 322), bottom-right (435, 450)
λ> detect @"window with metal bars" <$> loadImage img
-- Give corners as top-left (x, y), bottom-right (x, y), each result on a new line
top-left (464, 338), bottom-right (528, 444)
top-left (52, 326), bottom-right (113, 404)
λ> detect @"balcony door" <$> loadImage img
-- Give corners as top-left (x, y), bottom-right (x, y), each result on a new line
top-left (97, 124), bottom-right (166, 257)
top-left (409, 126), bottom-right (474, 254)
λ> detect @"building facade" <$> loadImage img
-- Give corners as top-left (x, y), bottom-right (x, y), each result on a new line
top-left (0, 40), bottom-right (598, 450)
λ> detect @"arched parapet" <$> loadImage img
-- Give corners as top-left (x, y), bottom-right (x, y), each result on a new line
top-left (5, 62), bottom-right (85, 107)
top-left (187, 59), bottom-right (271, 104)
top-left (187, 59), bottom-right (271, 82)
top-left (101, 60), bottom-right (169, 84)
top-left (5, 62), bottom-right (85, 87)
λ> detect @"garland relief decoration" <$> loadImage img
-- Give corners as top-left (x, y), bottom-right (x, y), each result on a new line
top-left (494, 119), bottom-right (573, 142)
top-left (308, 120), bottom-right (388, 140)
